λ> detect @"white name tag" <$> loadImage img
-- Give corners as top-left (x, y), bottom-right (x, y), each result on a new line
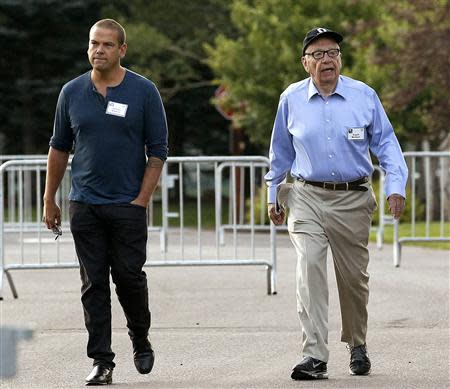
top-left (105, 101), bottom-right (128, 117)
top-left (347, 127), bottom-right (365, 140)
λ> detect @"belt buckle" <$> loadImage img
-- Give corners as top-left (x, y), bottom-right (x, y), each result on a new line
top-left (323, 182), bottom-right (336, 190)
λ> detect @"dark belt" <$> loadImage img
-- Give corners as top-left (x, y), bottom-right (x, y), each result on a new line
top-left (298, 176), bottom-right (369, 191)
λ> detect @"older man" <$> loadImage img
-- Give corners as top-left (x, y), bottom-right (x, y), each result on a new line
top-left (265, 27), bottom-right (408, 380)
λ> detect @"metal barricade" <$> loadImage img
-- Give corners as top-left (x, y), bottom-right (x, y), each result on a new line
top-left (0, 155), bottom-right (69, 232)
top-left (216, 161), bottom-right (282, 243)
top-left (155, 156), bottom-right (277, 294)
top-left (216, 163), bottom-right (390, 250)
top-left (0, 157), bottom-right (277, 299)
top-left (371, 165), bottom-right (394, 249)
top-left (393, 151), bottom-right (450, 266)
top-left (0, 159), bottom-right (79, 300)
top-left (0, 155), bottom-right (165, 239)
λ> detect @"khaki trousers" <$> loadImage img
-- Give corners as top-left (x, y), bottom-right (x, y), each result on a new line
top-left (287, 180), bottom-right (377, 362)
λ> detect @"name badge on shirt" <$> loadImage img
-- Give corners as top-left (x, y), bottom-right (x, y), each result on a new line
top-left (106, 101), bottom-right (128, 117)
top-left (347, 127), bottom-right (365, 140)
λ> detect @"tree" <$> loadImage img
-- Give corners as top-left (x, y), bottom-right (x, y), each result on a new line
top-left (364, 0), bottom-right (450, 150)
top-left (206, 0), bottom-right (448, 151)
top-left (363, 0), bottom-right (450, 220)
top-left (102, 0), bottom-right (237, 156)
top-left (206, 0), bottom-right (382, 148)
top-left (0, 0), bottom-right (103, 154)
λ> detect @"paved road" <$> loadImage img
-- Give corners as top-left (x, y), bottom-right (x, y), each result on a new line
top-left (1, 233), bottom-right (449, 388)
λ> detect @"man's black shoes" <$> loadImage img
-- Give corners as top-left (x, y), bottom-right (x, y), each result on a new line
top-left (132, 337), bottom-right (155, 374)
top-left (348, 343), bottom-right (371, 375)
top-left (291, 356), bottom-right (328, 380)
top-left (85, 365), bottom-right (113, 385)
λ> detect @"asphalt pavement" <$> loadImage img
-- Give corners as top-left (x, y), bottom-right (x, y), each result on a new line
top-left (1, 231), bottom-right (449, 388)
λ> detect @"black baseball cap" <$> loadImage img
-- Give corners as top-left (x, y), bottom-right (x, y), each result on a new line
top-left (302, 27), bottom-right (343, 55)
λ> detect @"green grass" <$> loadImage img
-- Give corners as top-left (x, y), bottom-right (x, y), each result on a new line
top-left (370, 222), bottom-right (450, 250)
top-left (159, 200), bottom-right (449, 250)
top-left (149, 199), bottom-right (228, 229)
top-left (6, 201), bottom-right (449, 250)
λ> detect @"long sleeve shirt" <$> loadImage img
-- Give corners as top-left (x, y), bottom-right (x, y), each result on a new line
top-left (50, 69), bottom-right (168, 204)
top-left (265, 75), bottom-right (408, 203)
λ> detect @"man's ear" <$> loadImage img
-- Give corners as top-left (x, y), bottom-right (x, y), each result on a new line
top-left (301, 56), bottom-right (309, 73)
top-left (119, 43), bottom-right (127, 59)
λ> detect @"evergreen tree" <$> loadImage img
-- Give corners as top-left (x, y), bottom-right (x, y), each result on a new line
top-left (0, 0), bottom-right (103, 154)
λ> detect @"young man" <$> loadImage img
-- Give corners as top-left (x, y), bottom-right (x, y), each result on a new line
top-left (265, 27), bottom-right (408, 380)
top-left (43, 19), bottom-right (168, 385)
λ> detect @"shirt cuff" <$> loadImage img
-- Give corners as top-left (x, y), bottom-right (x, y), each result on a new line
top-left (267, 185), bottom-right (278, 203)
top-left (385, 181), bottom-right (406, 199)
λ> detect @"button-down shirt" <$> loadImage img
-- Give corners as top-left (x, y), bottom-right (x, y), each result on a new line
top-left (265, 75), bottom-right (408, 203)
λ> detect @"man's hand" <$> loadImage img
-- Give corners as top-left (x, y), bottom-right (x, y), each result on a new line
top-left (131, 157), bottom-right (164, 210)
top-left (130, 199), bottom-right (148, 209)
top-left (268, 203), bottom-right (285, 225)
top-left (43, 200), bottom-right (61, 230)
top-left (387, 193), bottom-right (405, 219)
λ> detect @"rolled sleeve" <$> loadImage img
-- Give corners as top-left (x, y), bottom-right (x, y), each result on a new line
top-left (144, 83), bottom-right (168, 161)
top-left (49, 88), bottom-right (73, 152)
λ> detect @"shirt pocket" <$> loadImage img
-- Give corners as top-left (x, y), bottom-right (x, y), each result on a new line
top-left (342, 124), bottom-right (369, 154)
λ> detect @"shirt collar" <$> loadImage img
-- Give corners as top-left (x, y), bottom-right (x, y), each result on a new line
top-left (307, 76), bottom-right (347, 101)
top-left (334, 77), bottom-right (346, 99)
top-left (307, 79), bottom-right (320, 100)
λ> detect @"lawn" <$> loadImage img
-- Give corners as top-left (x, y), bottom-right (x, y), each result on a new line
top-left (370, 221), bottom-right (450, 250)
top-left (6, 200), bottom-right (449, 250)
top-left (153, 200), bottom-right (449, 250)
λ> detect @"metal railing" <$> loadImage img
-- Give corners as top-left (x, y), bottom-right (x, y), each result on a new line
top-left (215, 163), bottom-right (391, 249)
top-left (156, 156), bottom-right (277, 294)
top-left (0, 155), bottom-right (66, 232)
top-left (393, 151), bottom-right (450, 266)
top-left (0, 157), bottom-right (277, 299)
top-left (0, 155), bottom-right (394, 252)
top-left (371, 165), bottom-right (394, 249)
top-left (0, 156), bottom-right (165, 242)
top-left (216, 161), bottom-right (275, 244)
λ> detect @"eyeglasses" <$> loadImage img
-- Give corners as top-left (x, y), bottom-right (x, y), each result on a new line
top-left (304, 48), bottom-right (340, 60)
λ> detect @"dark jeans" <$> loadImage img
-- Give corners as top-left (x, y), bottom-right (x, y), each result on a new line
top-left (69, 201), bottom-right (151, 368)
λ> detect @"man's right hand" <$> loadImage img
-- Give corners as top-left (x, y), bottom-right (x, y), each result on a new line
top-left (43, 200), bottom-right (61, 230)
top-left (268, 203), bottom-right (285, 225)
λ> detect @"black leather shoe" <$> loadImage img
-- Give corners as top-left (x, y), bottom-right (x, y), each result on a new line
top-left (132, 337), bottom-right (155, 374)
top-left (85, 365), bottom-right (113, 385)
top-left (291, 356), bottom-right (328, 380)
top-left (348, 343), bottom-right (371, 375)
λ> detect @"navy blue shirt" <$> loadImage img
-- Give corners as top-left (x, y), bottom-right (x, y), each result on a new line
top-left (50, 69), bottom-right (168, 204)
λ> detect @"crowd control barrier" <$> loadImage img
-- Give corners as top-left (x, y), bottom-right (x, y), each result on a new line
top-left (0, 157), bottom-right (277, 299)
top-left (156, 156), bottom-right (276, 294)
top-left (1, 155), bottom-right (392, 251)
top-left (371, 165), bottom-right (394, 249)
top-left (393, 151), bottom-right (450, 266)
top-left (215, 162), bottom-right (390, 249)
top-left (0, 156), bottom-right (165, 244)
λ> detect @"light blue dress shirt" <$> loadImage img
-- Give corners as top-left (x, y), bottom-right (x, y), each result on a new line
top-left (265, 75), bottom-right (408, 203)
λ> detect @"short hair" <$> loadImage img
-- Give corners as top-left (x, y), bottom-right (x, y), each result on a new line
top-left (91, 19), bottom-right (126, 46)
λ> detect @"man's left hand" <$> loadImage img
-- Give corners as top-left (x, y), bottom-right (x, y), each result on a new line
top-left (387, 193), bottom-right (405, 219)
